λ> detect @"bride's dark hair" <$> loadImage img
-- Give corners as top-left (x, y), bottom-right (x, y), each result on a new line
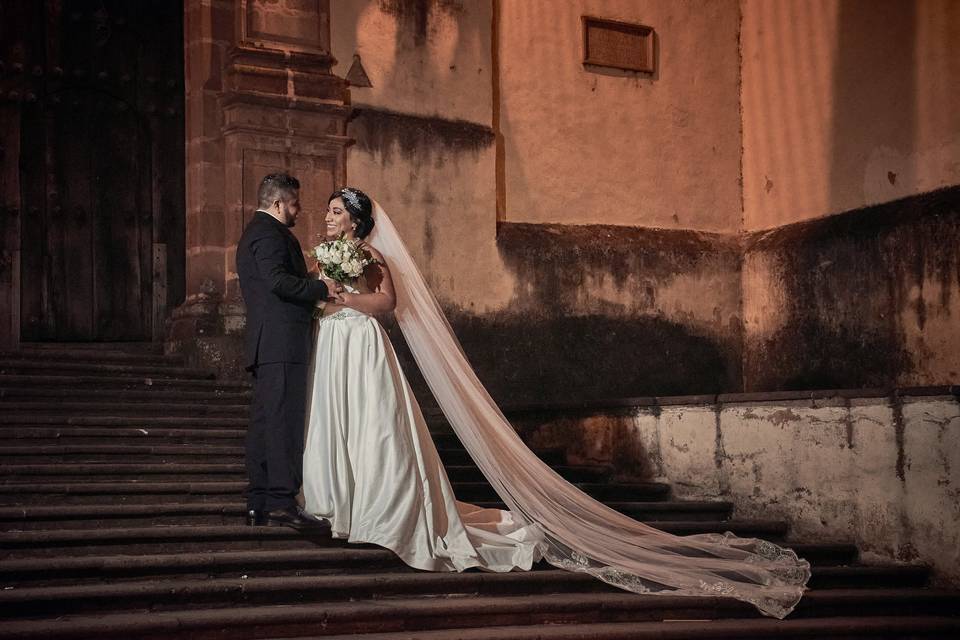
top-left (329, 187), bottom-right (375, 239)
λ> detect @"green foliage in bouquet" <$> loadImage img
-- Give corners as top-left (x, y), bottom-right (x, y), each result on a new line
top-left (313, 234), bottom-right (377, 284)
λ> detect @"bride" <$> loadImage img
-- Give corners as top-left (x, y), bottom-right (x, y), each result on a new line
top-left (302, 187), bottom-right (810, 618)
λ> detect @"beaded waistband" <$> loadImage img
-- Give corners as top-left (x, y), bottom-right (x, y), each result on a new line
top-left (317, 308), bottom-right (367, 324)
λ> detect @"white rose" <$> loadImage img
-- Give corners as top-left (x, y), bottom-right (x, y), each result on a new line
top-left (348, 259), bottom-right (363, 276)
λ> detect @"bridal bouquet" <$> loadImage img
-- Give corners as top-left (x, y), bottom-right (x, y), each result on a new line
top-left (313, 235), bottom-right (377, 284)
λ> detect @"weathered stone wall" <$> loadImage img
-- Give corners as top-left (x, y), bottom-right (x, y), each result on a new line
top-left (516, 389), bottom-right (960, 587)
top-left (330, 0), bottom-right (746, 403)
top-left (325, 1), bottom-right (960, 403)
top-left (741, 0), bottom-right (960, 230)
top-left (170, 1), bottom-right (959, 402)
top-left (738, 0), bottom-right (960, 391)
top-left (473, 223), bottom-right (741, 403)
top-left (742, 186), bottom-right (960, 391)
top-left (499, 0), bottom-right (743, 232)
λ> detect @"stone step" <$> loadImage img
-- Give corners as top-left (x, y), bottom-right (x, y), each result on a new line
top-left (0, 415), bottom-right (464, 441)
top-left (0, 373), bottom-right (250, 392)
top-left (258, 617), bottom-right (960, 640)
top-left (0, 463), bottom-right (613, 485)
top-left (0, 543), bottom-right (860, 587)
top-left (0, 415), bottom-right (250, 427)
top-left (0, 480), bottom-right (672, 506)
top-left (0, 522), bottom-right (793, 557)
top-left (0, 426), bottom-right (248, 445)
top-left (0, 360), bottom-right (217, 379)
top-left (0, 481), bottom-right (249, 505)
top-left (0, 431), bottom-right (467, 453)
top-left (0, 444), bottom-right (246, 462)
top-left (0, 444), bottom-right (565, 467)
top-left (0, 387), bottom-right (252, 404)
top-left (12, 342), bottom-right (165, 355)
top-left (0, 462), bottom-right (248, 478)
top-left (0, 423), bottom-right (471, 451)
top-left (0, 499), bottom-right (733, 529)
top-left (1, 597), bottom-right (956, 640)
top-left (812, 564), bottom-right (931, 589)
top-left (0, 349), bottom-right (182, 366)
top-left (0, 547), bottom-right (400, 586)
top-left (0, 401), bottom-right (249, 417)
top-left (1, 569), bottom-right (954, 620)
top-left (0, 572), bottom-right (615, 617)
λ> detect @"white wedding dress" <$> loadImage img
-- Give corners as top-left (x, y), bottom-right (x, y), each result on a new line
top-left (301, 203), bottom-right (810, 618)
top-left (302, 282), bottom-right (547, 572)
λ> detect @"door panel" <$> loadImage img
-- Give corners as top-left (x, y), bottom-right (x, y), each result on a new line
top-left (9, 0), bottom-right (183, 341)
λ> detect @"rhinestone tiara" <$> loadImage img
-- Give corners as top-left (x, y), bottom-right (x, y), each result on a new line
top-left (340, 187), bottom-right (361, 211)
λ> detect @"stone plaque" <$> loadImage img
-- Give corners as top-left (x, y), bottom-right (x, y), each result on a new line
top-left (582, 15), bottom-right (655, 73)
top-left (242, 0), bottom-right (331, 53)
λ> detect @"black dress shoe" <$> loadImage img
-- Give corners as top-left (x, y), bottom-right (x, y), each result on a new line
top-left (246, 509), bottom-right (266, 526)
top-left (265, 506), bottom-right (331, 531)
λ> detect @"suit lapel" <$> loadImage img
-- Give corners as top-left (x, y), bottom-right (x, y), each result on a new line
top-left (253, 211), bottom-right (308, 276)
top-left (285, 230), bottom-right (308, 277)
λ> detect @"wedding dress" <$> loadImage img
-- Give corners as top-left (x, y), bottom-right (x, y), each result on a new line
top-left (302, 278), bottom-right (547, 572)
top-left (302, 202), bottom-right (810, 618)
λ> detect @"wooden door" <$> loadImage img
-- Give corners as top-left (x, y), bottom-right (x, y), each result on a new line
top-left (7, 0), bottom-right (184, 341)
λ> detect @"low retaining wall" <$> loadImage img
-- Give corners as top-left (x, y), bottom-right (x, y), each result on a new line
top-left (510, 388), bottom-right (960, 587)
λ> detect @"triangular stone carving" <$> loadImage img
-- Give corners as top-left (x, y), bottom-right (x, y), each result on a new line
top-left (346, 54), bottom-right (372, 88)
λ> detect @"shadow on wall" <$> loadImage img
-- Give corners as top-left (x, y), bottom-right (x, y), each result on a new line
top-left (744, 186), bottom-right (960, 391)
top-left (349, 107), bottom-right (494, 164)
top-left (829, 0), bottom-right (916, 213)
top-left (351, 0), bottom-right (959, 401)
top-left (379, 0), bottom-right (465, 47)
top-left (381, 221), bottom-right (743, 406)
top-left (383, 311), bottom-right (733, 407)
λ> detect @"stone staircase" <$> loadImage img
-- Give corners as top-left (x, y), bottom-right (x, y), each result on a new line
top-left (0, 344), bottom-right (958, 639)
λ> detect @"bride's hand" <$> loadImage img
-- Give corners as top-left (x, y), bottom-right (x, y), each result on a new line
top-left (336, 291), bottom-right (357, 308)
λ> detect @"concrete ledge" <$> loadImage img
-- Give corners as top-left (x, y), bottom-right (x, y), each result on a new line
top-left (483, 385), bottom-right (959, 415)
top-left (505, 388), bottom-right (960, 590)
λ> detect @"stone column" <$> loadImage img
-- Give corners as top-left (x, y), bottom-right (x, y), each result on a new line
top-left (168, 0), bottom-right (350, 377)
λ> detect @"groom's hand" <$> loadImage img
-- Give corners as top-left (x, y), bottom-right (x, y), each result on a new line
top-left (321, 277), bottom-right (343, 301)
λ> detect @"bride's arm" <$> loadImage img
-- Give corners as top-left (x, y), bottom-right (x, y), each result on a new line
top-left (338, 245), bottom-right (396, 314)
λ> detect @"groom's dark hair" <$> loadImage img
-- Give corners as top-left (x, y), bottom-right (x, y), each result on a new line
top-left (258, 173), bottom-right (300, 209)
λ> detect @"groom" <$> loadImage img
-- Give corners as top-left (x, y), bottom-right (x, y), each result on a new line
top-left (236, 173), bottom-right (340, 529)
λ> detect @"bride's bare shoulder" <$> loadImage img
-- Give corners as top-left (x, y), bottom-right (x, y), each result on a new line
top-left (358, 240), bottom-right (385, 264)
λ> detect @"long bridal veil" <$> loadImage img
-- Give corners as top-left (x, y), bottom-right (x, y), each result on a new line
top-left (367, 202), bottom-right (810, 619)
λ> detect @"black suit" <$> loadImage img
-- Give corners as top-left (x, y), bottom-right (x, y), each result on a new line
top-left (236, 211), bottom-right (328, 511)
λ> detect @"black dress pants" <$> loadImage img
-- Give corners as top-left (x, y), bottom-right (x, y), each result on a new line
top-left (245, 362), bottom-right (309, 511)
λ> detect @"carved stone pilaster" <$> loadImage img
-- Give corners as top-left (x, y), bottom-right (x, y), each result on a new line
top-left (168, 0), bottom-right (350, 377)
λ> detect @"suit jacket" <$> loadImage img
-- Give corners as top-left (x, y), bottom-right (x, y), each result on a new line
top-left (236, 211), bottom-right (328, 370)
